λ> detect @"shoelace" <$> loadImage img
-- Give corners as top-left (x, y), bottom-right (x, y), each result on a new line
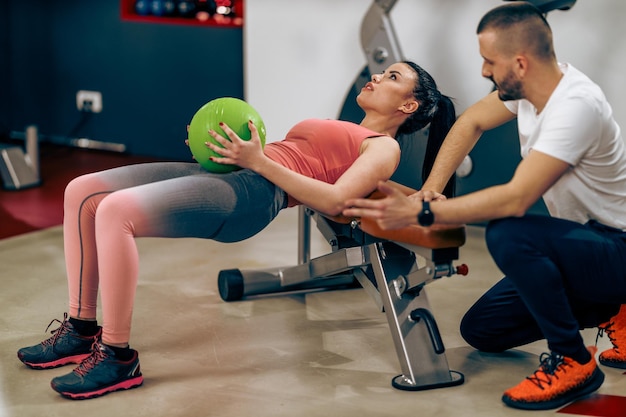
top-left (526, 352), bottom-right (572, 389)
top-left (596, 320), bottom-right (618, 349)
top-left (41, 312), bottom-right (71, 347)
top-left (74, 342), bottom-right (108, 377)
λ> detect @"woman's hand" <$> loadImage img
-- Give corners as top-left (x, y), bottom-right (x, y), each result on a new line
top-left (205, 121), bottom-right (266, 171)
top-left (184, 125), bottom-right (196, 159)
top-left (343, 181), bottom-right (421, 230)
top-left (184, 124), bottom-right (191, 149)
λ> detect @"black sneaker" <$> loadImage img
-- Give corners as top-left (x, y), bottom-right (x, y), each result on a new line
top-left (17, 313), bottom-right (101, 369)
top-left (51, 341), bottom-right (143, 400)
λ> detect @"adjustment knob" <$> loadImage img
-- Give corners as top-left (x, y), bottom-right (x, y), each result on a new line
top-left (456, 264), bottom-right (469, 276)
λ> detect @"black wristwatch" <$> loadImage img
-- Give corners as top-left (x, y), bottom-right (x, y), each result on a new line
top-left (417, 201), bottom-right (435, 227)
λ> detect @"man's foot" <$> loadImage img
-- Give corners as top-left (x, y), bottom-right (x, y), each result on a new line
top-left (17, 313), bottom-right (101, 369)
top-left (502, 346), bottom-right (604, 410)
top-left (598, 304), bottom-right (626, 369)
top-left (51, 342), bottom-right (143, 400)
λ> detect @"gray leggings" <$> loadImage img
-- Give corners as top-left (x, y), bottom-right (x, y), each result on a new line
top-left (64, 161), bottom-right (289, 343)
top-left (68, 161), bottom-right (288, 243)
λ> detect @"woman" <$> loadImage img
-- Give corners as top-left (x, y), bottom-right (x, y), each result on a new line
top-left (17, 61), bottom-right (456, 399)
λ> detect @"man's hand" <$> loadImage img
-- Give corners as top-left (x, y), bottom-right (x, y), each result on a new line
top-left (409, 189), bottom-right (447, 203)
top-left (343, 181), bottom-right (421, 230)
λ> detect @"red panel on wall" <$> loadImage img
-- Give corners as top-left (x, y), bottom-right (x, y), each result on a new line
top-left (120, 0), bottom-right (244, 27)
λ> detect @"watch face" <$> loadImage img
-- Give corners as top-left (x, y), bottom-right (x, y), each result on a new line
top-left (419, 212), bottom-right (434, 226)
top-left (418, 202), bottom-right (434, 226)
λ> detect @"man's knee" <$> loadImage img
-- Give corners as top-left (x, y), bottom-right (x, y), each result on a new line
top-left (459, 311), bottom-right (483, 350)
top-left (459, 309), bottom-right (506, 353)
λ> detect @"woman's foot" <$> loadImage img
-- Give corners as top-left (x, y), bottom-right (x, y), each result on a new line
top-left (51, 341), bottom-right (143, 400)
top-left (17, 313), bottom-right (101, 369)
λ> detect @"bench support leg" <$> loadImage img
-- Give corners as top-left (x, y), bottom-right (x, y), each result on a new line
top-left (368, 241), bottom-right (464, 391)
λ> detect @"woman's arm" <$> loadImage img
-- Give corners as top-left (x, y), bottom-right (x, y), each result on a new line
top-left (207, 121), bottom-right (401, 216)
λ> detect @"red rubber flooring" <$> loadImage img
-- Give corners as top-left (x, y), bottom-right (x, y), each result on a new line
top-left (0, 143), bottom-right (163, 239)
top-left (558, 393), bottom-right (626, 417)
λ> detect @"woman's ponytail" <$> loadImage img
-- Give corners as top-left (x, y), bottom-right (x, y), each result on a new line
top-left (397, 61), bottom-right (457, 197)
top-left (422, 95), bottom-right (456, 198)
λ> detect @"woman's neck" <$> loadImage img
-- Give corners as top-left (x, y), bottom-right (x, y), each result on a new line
top-left (359, 114), bottom-right (400, 138)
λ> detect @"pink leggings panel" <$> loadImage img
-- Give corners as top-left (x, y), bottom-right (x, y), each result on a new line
top-left (65, 175), bottom-right (144, 345)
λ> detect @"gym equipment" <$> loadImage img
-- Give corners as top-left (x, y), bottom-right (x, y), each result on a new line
top-left (187, 97), bottom-right (266, 173)
top-left (504, 0), bottom-right (577, 13)
top-left (150, 0), bottom-right (176, 17)
top-left (177, 0), bottom-right (196, 17)
top-left (219, 200), bottom-right (469, 391)
top-left (0, 125), bottom-right (40, 190)
top-left (217, 0), bottom-right (576, 391)
top-left (134, 0), bottom-right (151, 16)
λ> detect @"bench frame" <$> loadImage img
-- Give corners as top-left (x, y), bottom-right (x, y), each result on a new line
top-left (218, 206), bottom-right (468, 391)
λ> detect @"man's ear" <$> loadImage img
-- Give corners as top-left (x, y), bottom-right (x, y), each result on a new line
top-left (515, 55), bottom-right (528, 78)
top-left (401, 99), bottom-right (419, 114)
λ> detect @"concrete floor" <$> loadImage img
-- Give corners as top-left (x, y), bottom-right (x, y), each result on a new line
top-left (0, 207), bottom-right (622, 417)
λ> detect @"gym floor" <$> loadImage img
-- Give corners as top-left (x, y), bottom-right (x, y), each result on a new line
top-left (0, 145), bottom-right (624, 417)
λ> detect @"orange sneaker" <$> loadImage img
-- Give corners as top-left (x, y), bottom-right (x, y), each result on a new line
top-left (502, 346), bottom-right (604, 410)
top-left (598, 305), bottom-right (626, 369)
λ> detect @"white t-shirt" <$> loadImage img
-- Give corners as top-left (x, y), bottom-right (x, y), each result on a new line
top-left (503, 63), bottom-right (626, 231)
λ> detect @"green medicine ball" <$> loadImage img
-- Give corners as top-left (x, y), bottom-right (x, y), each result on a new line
top-left (187, 97), bottom-right (266, 173)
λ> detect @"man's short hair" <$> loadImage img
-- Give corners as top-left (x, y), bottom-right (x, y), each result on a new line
top-left (477, 2), bottom-right (555, 61)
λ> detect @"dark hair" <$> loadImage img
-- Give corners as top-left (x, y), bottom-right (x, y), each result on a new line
top-left (398, 61), bottom-right (457, 197)
top-left (477, 2), bottom-right (555, 61)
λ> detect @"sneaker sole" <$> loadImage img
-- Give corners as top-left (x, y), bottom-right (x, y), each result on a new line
top-left (52, 375), bottom-right (144, 400)
top-left (502, 367), bottom-right (605, 411)
top-left (20, 353), bottom-right (91, 370)
top-left (599, 358), bottom-right (626, 369)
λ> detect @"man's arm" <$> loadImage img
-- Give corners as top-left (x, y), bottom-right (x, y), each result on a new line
top-left (421, 91), bottom-right (517, 195)
top-left (428, 149), bottom-right (569, 224)
top-left (343, 149), bottom-right (570, 230)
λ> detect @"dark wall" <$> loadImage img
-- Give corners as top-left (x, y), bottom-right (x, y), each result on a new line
top-left (3, 0), bottom-right (244, 160)
top-left (0, 0), bottom-right (10, 140)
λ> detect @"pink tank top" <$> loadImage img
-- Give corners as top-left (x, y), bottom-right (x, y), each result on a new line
top-left (264, 119), bottom-right (383, 207)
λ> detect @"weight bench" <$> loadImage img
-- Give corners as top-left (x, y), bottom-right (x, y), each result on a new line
top-left (217, 190), bottom-right (469, 391)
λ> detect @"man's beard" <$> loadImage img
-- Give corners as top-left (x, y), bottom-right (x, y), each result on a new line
top-left (490, 71), bottom-right (524, 101)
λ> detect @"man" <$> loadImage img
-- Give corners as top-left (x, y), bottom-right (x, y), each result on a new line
top-left (343, 2), bottom-right (626, 411)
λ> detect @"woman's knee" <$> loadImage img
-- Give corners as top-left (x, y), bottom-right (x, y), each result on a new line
top-left (95, 192), bottom-right (137, 231)
top-left (64, 173), bottom-right (104, 213)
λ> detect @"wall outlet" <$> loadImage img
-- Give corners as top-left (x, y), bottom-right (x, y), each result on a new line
top-left (76, 90), bottom-right (103, 113)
